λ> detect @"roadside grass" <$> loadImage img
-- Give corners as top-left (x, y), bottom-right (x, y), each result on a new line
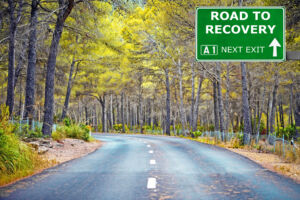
top-left (0, 105), bottom-right (52, 186)
top-left (115, 128), bottom-right (300, 165)
top-left (191, 135), bottom-right (300, 164)
top-left (52, 121), bottom-right (93, 142)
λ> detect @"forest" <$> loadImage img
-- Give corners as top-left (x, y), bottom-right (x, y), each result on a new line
top-left (0, 0), bottom-right (299, 141)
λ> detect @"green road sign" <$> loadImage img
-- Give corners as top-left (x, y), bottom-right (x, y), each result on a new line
top-left (196, 7), bottom-right (285, 61)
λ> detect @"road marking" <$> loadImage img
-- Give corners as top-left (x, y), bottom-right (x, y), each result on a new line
top-left (150, 159), bottom-right (156, 165)
top-left (149, 150), bottom-right (153, 154)
top-left (147, 144), bottom-right (151, 148)
top-left (147, 178), bottom-right (156, 189)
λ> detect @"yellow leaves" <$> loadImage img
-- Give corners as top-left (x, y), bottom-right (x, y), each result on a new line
top-left (230, 91), bottom-right (238, 99)
top-left (294, 35), bottom-right (300, 44)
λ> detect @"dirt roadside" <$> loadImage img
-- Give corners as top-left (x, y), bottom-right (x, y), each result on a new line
top-left (0, 138), bottom-right (102, 187)
top-left (44, 138), bottom-right (102, 164)
top-left (227, 147), bottom-right (300, 183)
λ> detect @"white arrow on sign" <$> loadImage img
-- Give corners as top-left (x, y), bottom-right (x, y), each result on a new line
top-left (269, 38), bottom-right (281, 57)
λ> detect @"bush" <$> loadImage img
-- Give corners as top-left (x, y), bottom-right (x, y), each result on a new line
top-left (13, 122), bottom-right (43, 138)
top-left (230, 133), bottom-right (243, 148)
top-left (52, 129), bottom-right (66, 141)
top-left (113, 124), bottom-right (123, 132)
top-left (53, 124), bottom-right (90, 141)
top-left (63, 117), bottom-right (71, 127)
top-left (275, 124), bottom-right (296, 140)
top-left (0, 105), bottom-right (50, 185)
top-left (192, 131), bottom-right (202, 138)
top-left (207, 124), bottom-right (214, 131)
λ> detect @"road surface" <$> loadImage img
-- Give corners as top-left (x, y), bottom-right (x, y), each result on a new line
top-left (1, 134), bottom-right (300, 200)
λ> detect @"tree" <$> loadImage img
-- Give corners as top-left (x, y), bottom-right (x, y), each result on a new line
top-left (24, 0), bottom-right (38, 125)
top-left (42, 0), bottom-right (75, 136)
top-left (6, 0), bottom-right (23, 116)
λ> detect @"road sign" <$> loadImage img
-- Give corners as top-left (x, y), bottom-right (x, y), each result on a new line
top-left (196, 7), bottom-right (285, 61)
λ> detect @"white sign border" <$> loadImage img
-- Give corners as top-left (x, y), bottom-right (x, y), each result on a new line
top-left (195, 6), bottom-right (286, 62)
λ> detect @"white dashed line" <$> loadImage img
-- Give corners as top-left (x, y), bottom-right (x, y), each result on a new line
top-left (147, 178), bottom-right (157, 189)
top-left (149, 150), bottom-right (153, 154)
top-left (147, 144), bottom-right (151, 148)
top-left (150, 160), bottom-right (156, 165)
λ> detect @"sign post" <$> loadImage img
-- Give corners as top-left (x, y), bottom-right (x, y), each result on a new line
top-left (196, 7), bottom-right (285, 61)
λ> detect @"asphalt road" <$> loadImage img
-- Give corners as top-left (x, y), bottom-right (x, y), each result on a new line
top-left (1, 134), bottom-right (300, 200)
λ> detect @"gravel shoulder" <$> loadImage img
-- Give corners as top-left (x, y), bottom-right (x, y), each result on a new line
top-left (44, 138), bottom-right (102, 164)
top-left (227, 147), bottom-right (300, 183)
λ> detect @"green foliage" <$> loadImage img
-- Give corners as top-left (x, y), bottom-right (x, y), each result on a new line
top-left (259, 121), bottom-right (266, 134)
top-left (53, 124), bottom-right (91, 141)
top-left (196, 126), bottom-right (205, 132)
top-left (275, 124), bottom-right (296, 140)
top-left (0, 105), bottom-right (49, 185)
top-left (113, 124), bottom-right (123, 132)
top-left (231, 133), bottom-right (244, 148)
top-left (192, 131), bottom-right (202, 138)
top-left (143, 125), bottom-right (152, 131)
top-left (63, 117), bottom-right (72, 127)
top-left (207, 124), bottom-right (215, 131)
top-left (14, 124), bottom-right (43, 138)
top-left (51, 130), bottom-right (66, 141)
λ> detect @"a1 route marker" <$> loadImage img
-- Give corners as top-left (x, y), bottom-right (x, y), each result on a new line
top-left (196, 7), bottom-right (285, 61)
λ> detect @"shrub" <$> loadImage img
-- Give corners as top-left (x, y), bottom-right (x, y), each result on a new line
top-left (52, 129), bottom-right (66, 141)
top-left (230, 133), bottom-right (243, 148)
top-left (63, 117), bottom-right (71, 127)
top-left (54, 124), bottom-right (90, 141)
top-left (192, 131), bottom-right (202, 138)
top-left (208, 124), bottom-right (214, 131)
top-left (275, 124), bottom-right (296, 140)
top-left (113, 124), bottom-right (123, 132)
top-left (0, 105), bottom-right (50, 186)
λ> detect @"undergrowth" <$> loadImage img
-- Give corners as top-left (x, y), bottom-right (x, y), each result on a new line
top-left (192, 133), bottom-right (300, 164)
top-left (0, 105), bottom-right (51, 186)
top-left (52, 120), bottom-right (92, 141)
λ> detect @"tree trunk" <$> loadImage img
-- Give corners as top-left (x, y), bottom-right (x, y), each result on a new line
top-left (213, 80), bottom-right (219, 131)
top-left (270, 72), bottom-right (279, 134)
top-left (279, 95), bottom-right (284, 128)
top-left (267, 92), bottom-right (270, 134)
top-left (6, 0), bottom-right (19, 115)
top-left (24, 0), bottom-right (38, 125)
top-left (225, 64), bottom-right (230, 132)
top-left (61, 59), bottom-right (76, 120)
top-left (190, 63), bottom-right (195, 129)
top-left (18, 76), bottom-right (22, 117)
top-left (126, 96), bottom-right (129, 126)
top-left (110, 94), bottom-right (114, 127)
top-left (147, 98), bottom-right (151, 125)
top-left (241, 62), bottom-right (252, 143)
top-left (121, 92), bottom-right (125, 133)
top-left (14, 40), bottom-right (26, 90)
top-left (127, 98), bottom-right (131, 127)
top-left (294, 92), bottom-right (300, 139)
top-left (216, 63), bottom-right (225, 133)
top-left (137, 75), bottom-right (143, 133)
top-left (165, 68), bottom-right (171, 135)
top-left (256, 82), bottom-right (266, 136)
top-left (192, 76), bottom-right (203, 131)
top-left (85, 105), bottom-right (88, 125)
top-left (139, 100), bottom-right (143, 134)
top-left (248, 71), bottom-right (253, 134)
top-left (100, 94), bottom-right (106, 133)
top-left (177, 60), bottom-right (186, 136)
top-left (42, 0), bottom-right (75, 136)
top-left (289, 84), bottom-right (294, 125)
